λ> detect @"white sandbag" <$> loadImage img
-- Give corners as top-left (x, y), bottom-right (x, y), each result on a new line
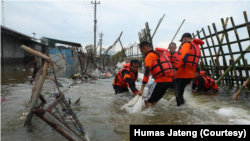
top-left (121, 95), bottom-right (143, 114)
top-left (115, 68), bottom-right (120, 74)
top-left (137, 72), bottom-right (154, 88)
top-left (91, 69), bottom-right (100, 78)
top-left (116, 61), bottom-right (126, 69)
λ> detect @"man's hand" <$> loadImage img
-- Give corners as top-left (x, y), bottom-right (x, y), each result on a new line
top-left (174, 70), bottom-right (176, 75)
top-left (137, 89), bottom-right (144, 96)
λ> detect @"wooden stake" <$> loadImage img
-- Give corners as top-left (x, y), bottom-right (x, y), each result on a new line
top-left (233, 76), bottom-right (250, 100)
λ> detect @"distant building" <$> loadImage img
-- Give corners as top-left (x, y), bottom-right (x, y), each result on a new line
top-left (42, 37), bottom-right (82, 77)
top-left (1, 25), bottom-right (47, 64)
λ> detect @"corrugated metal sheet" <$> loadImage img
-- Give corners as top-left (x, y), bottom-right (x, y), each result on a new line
top-left (49, 48), bottom-right (79, 77)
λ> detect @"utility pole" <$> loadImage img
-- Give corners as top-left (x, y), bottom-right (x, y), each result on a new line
top-left (32, 32), bottom-right (36, 40)
top-left (91, 0), bottom-right (100, 56)
top-left (99, 33), bottom-right (103, 56)
top-left (2, 0), bottom-right (4, 26)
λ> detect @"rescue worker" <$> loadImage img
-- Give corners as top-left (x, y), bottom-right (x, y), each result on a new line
top-left (112, 59), bottom-right (139, 94)
top-left (174, 33), bottom-right (204, 106)
top-left (166, 42), bottom-right (178, 66)
top-left (166, 42), bottom-right (178, 88)
top-left (192, 67), bottom-right (219, 93)
top-left (137, 41), bottom-right (174, 108)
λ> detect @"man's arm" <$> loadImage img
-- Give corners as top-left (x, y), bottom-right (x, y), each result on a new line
top-left (138, 53), bottom-right (154, 96)
top-left (192, 80), bottom-right (197, 90)
top-left (122, 70), bottom-right (138, 94)
top-left (197, 77), bottom-right (205, 92)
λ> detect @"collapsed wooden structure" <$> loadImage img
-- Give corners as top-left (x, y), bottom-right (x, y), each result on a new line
top-left (21, 45), bottom-right (86, 141)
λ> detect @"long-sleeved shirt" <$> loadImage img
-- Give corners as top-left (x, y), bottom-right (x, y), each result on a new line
top-left (112, 69), bottom-right (138, 94)
top-left (142, 51), bottom-right (173, 84)
top-left (122, 70), bottom-right (138, 94)
top-left (175, 43), bottom-right (196, 78)
top-left (192, 77), bottom-right (206, 92)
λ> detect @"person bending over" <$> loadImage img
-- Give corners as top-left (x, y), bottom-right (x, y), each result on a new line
top-left (112, 59), bottom-right (140, 94)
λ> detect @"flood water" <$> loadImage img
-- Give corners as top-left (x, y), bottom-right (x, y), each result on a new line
top-left (1, 64), bottom-right (250, 141)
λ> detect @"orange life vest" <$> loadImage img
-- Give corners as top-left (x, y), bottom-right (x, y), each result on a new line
top-left (114, 67), bottom-right (137, 87)
top-left (149, 48), bottom-right (174, 79)
top-left (174, 38), bottom-right (203, 68)
top-left (166, 51), bottom-right (177, 66)
top-left (123, 63), bottom-right (130, 68)
top-left (194, 73), bottom-right (218, 91)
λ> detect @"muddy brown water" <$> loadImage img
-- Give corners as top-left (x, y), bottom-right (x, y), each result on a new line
top-left (1, 64), bottom-right (250, 141)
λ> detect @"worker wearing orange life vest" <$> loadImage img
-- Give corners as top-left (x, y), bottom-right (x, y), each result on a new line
top-left (112, 59), bottom-right (139, 94)
top-left (166, 42), bottom-right (178, 67)
top-left (192, 67), bottom-right (219, 93)
top-left (166, 42), bottom-right (178, 88)
top-left (137, 41), bottom-right (174, 108)
top-left (174, 33), bottom-right (204, 106)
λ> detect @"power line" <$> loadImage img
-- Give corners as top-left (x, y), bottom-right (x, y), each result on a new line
top-left (2, 0), bottom-right (4, 26)
top-left (98, 4), bottom-right (103, 32)
top-left (91, 0), bottom-right (100, 56)
top-left (81, 0), bottom-right (93, 20)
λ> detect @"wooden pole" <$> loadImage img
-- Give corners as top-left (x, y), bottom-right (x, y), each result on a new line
top-left (212, 23), bottom-right (231, 85)
top-left (24, 60), bottom-right (50, 126)
top-left (207, 26), bottom-right (224, 84)
top-left (233, 76), bottom-right (250, 100)
top-left (82, 70), bottom-right (98, 80)
top-left (221, 18), bottom-right (239, 88)
top-left (231, 16), bottom-right (249, 78)
top-left (21, 45), bottom-right (49, 60)
top-left (216, 45), bottom-right (250, 84)
top-left (196, 30), bottom-right (210, 75)
top-left (171, 19), bottom-right (185, 42)
top-left (33, 108), bottom-right (85, 141)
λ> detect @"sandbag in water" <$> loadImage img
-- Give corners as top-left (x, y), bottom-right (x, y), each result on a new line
top-left (121, 95), bottom-right (143, 114)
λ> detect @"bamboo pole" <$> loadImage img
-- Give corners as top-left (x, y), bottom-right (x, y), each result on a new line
top-left (233, 76), bottom-right (250, 100)
top-left (21, 45), bottom-right (49, 60)
top-left (171, 19), bottom-right (185, 42)
top-left (217, 17), bottom-right (229, 55)
top-left (24, 60), bottom-right (50, 126)
top-left (216, 45), bottom-right (250, 84)
top-left (207, 26), bottom-right (224, 84)
top-left (201, 38), bottom-right (250, 49)
top-left (221, 18), bottom-right (239, 89)
top-left (196, 30), bottom-right (210, 75)
top-left (212, 23), bottom-right (231, 85)
top-left (152, 14), bottom-right (165, 39)
top-left (231, 17), bottom-right (249, 78)
top-left (238, 60), bottom-right (244, 85)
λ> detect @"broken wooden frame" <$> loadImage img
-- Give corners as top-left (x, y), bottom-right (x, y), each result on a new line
top-left (20, 45), bottom-right (86, 141)
top-left (193, 11), bottom-right (250, 92)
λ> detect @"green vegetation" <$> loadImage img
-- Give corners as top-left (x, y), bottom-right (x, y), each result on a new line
top-left (110, 48), bottom-right (126, 64)
top-left (85, 44), bottom-right (94, 55)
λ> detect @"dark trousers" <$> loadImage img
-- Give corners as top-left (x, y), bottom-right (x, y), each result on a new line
top-left (175, 78), bottom-right (192, 106)
top-left (113, 85), bottom-right (129, 94)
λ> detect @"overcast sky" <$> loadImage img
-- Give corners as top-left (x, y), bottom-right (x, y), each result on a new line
top-left (1, 0), bottom-right (250, 59)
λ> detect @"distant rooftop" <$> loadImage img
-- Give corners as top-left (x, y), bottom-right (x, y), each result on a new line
top-left (1, 25), bottom-right (37, 41)
top-left (42, 37), bottom-right (82, 47)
